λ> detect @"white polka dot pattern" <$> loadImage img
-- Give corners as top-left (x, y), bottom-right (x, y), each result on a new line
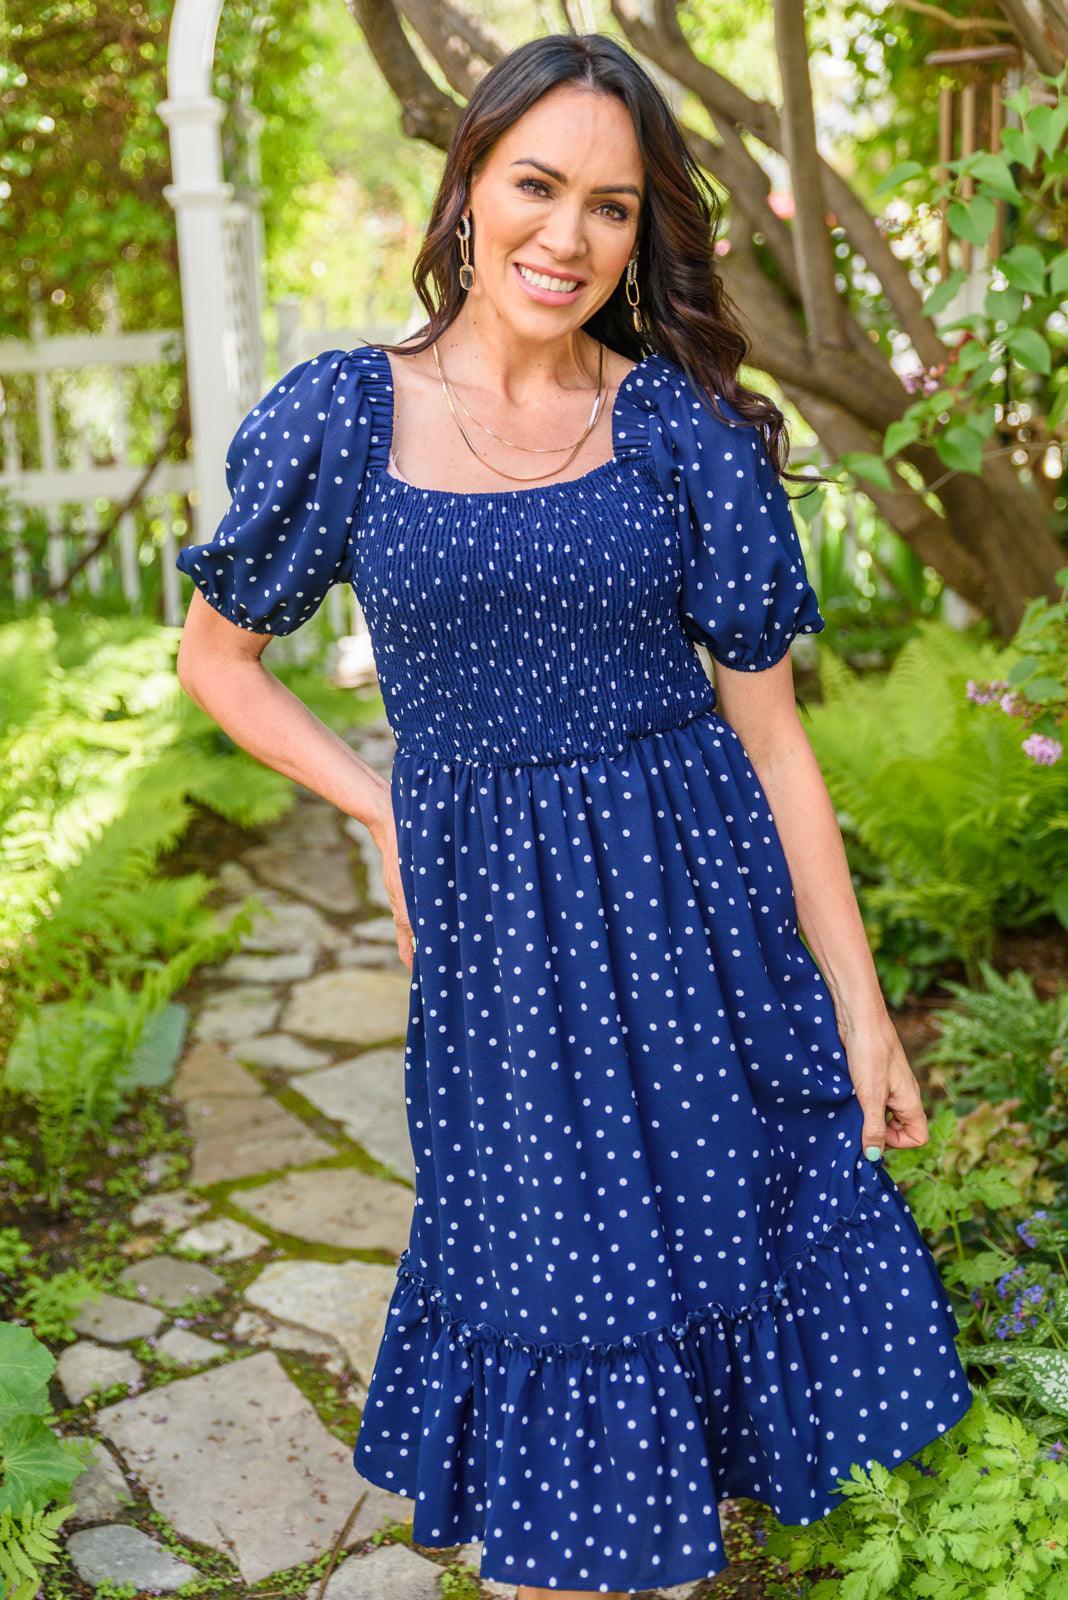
top-left (175, 345), bottom-right (974, 1594)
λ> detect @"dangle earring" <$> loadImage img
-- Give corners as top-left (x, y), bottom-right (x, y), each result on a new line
top-left (456, 212), bottom-right (475, 290)
top-left (625, 254), bottom-right (644, 335)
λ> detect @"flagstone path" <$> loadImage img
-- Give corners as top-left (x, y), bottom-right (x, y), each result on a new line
top-left (59, 713), bottom-right (721, 1599)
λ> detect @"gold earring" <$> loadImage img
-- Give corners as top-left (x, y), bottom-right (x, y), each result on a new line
top-left (456, 212), bottom-right (475, 290)
top-left (625, 254), bottom-right (643, 334)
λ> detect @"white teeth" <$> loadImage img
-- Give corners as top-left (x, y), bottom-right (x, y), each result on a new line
top-left (518, 264), bottom-right (580, 292)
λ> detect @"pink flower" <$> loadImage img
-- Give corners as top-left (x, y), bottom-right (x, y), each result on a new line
top-left (1022, 733), bottom-right (1062, 765)
top-left (966, 678), bottom-right (1009, 706)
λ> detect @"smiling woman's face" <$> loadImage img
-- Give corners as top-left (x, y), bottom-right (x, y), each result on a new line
top-left (464, 84), bottom-right (644, 345)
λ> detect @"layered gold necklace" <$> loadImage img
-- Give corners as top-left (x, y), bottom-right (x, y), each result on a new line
top-left (429, 340), bottom-right (608, 485)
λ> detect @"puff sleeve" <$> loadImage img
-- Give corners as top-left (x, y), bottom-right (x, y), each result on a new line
top-left (175, 348), bottom-right (369, 636)
top-left (653, 369), bottom-right (826, 671)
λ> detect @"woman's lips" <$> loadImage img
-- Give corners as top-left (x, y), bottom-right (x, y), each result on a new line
top-left (513, 261), bottom-right (585, 304)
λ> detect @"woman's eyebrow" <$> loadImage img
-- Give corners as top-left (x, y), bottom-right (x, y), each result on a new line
top-left (509, 157), bottom-right (642, 199)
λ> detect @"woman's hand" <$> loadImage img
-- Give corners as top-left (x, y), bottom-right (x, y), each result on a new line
top-left (840, 1010), bottom-right (929, 1159)
top-left (370, 809), bottom-right (415, 973)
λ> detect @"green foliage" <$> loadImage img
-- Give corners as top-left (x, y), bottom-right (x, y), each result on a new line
top-left (891, 964), bottom-right (1068, 1434)
top-left (965, 571), bottom-right (1068, 795)
top-left (874, 66), bottom-right (1068, 485)
top-left (8, 1270), bottom-right (101, 1345)
top-left (2, 1210), bottom-right (142, 1353)
top-left (804, 619), bottom-right (1068, 981)
top-left (0, 607), bottom-right (303, 1207)
top-left (438, 1564), bottom-right (482, 1598)
top-left (0, 0), bottom-right (317, 338)
top-left (883, 1100), bottom-right (1065, 1423)
top-left (0, 1322), bottom-right (90, 1599)
top-left (764, 1395), bottom-right (1068, 1600)
top-left (917, 959), bottom-right (1068, 1136)
top-left (0, 1504), bottom-right (75, 1600)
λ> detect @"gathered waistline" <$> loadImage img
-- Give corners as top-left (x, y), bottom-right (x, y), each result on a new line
top-left (391, 699), bottom-right (722, 772)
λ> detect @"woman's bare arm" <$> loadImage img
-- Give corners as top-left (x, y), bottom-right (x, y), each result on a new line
top-left (713, 654), bottom-right (928, 1157)
top-left (176, 590), bottom-right (414, 969)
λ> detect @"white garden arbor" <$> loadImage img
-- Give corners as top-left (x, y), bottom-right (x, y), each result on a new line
top-left (158, 0), bottom-right (267, 542)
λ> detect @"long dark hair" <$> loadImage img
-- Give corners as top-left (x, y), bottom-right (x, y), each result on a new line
top-left (379, 31), bottom-right (802, 482)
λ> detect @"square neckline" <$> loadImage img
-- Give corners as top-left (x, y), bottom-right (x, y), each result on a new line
top-left (368, 342), bottom-right (657, 501)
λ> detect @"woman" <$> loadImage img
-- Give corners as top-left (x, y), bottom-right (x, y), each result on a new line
top-left (175, 31), bottom-right (972, 1600)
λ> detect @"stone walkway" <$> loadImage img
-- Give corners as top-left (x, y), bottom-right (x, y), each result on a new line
top-left (59, 715), bottom-right (717, 1599)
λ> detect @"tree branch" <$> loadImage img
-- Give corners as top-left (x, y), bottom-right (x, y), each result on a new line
top-left (679, 122), bottom-right (803, 298)
top-left (996, 0), bottom-right (1066, 71)
top-left (714, 242), bottom-right (909, 431)
top-left (393, 0), bottom-right (506, 98)
top-left (772, 0), bottom-right (850, 349)
top-left (894, 0), bottom-right (1014, 33)
top-left (613, 0), bottom-right (950, 369)
top-left (345, 0), bottom-right (462, 147)
top-left (1039, 0), bottom-right (1068, 55)
top-left (778, 383), bottom-right (989, 598)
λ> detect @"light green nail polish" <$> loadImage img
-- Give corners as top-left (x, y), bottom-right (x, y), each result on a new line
top-left (864, 1145), bottom-right (882, 1161)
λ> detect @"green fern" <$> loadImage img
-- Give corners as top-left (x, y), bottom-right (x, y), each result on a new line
top-left (917, 959), bottom-right (1068, 1125)
top-left (0, 1502), bottom-right (75, 1600)
top-left (805, 619), bottom-right (1068, 975)
top-left (0, 607), bottom-right (342, 1206)
top-left (4, 904), bottom-right (257, 1207)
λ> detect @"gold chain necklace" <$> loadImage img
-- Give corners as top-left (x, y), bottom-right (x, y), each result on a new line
top-left (430, 340), bottom-right (608, 484)
top-left (439, 348), bottom-right (607, 455)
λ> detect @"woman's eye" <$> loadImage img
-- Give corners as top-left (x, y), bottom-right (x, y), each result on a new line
top-left (515, 177), bottom-right (630, 222)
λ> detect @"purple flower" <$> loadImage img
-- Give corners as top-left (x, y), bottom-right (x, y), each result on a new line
top-left (996, 1264), bottom-right (1026, 1299)
top-left (1016, 1219), bottom-right (1039, 1249)
top-left (966, 678), bottom-right (1010, 706)
top-left (1049, 1441), bottom-right (1066, 1461)
top-left (1022, 733), bottom-right (1063, 766)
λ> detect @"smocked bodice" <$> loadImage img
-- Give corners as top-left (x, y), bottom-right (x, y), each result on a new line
top-left (354, 455), bottom-right (719, 767)
top-left (174, 341), bottom-right (826, 766)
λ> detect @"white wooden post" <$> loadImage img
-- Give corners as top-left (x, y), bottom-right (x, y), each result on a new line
top-left (1, 416), bottom-right (32, 604)
top-left (233, 87), bottom-right (267, 400)
top-left (29, 303), bottom-right (68, 594)
top-left (159, 0), bottom-right (264, 542)
top-left (157, 92), bottom-right (234, 541)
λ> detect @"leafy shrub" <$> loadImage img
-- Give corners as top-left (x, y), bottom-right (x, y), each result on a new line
top-left (875, 73), bottom-right (1068, 479)
top-left (765, 1394), bottom-right (1067, 1600)
top-left (804, 619), bottom-right (1068, 985)
top-left (917, 960), bottom-right (1068, 1140)
top-left (0, 607), bottom-right (367, 1207)
top-left (0, 1322), bottom-right (89, 1600)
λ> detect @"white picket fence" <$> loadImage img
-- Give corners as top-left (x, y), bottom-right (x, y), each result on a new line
top-left (0, 295), bottom-right (413, 673)
top-left (0, 300), bottom-right (193, 623)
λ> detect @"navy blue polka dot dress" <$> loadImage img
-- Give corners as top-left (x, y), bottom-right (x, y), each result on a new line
top-left (176, 344), bottom-right (973, 1595)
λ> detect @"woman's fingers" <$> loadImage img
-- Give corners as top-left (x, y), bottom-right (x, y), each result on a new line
top-left (852, 1072), bottom-right (890, 1160)
top-left (883, 1064), bottom-right (930, 1149)
top-left (846, 1016), bottom-right (930, 1160)
top-left (378, 840), bottom-right (415, 972)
